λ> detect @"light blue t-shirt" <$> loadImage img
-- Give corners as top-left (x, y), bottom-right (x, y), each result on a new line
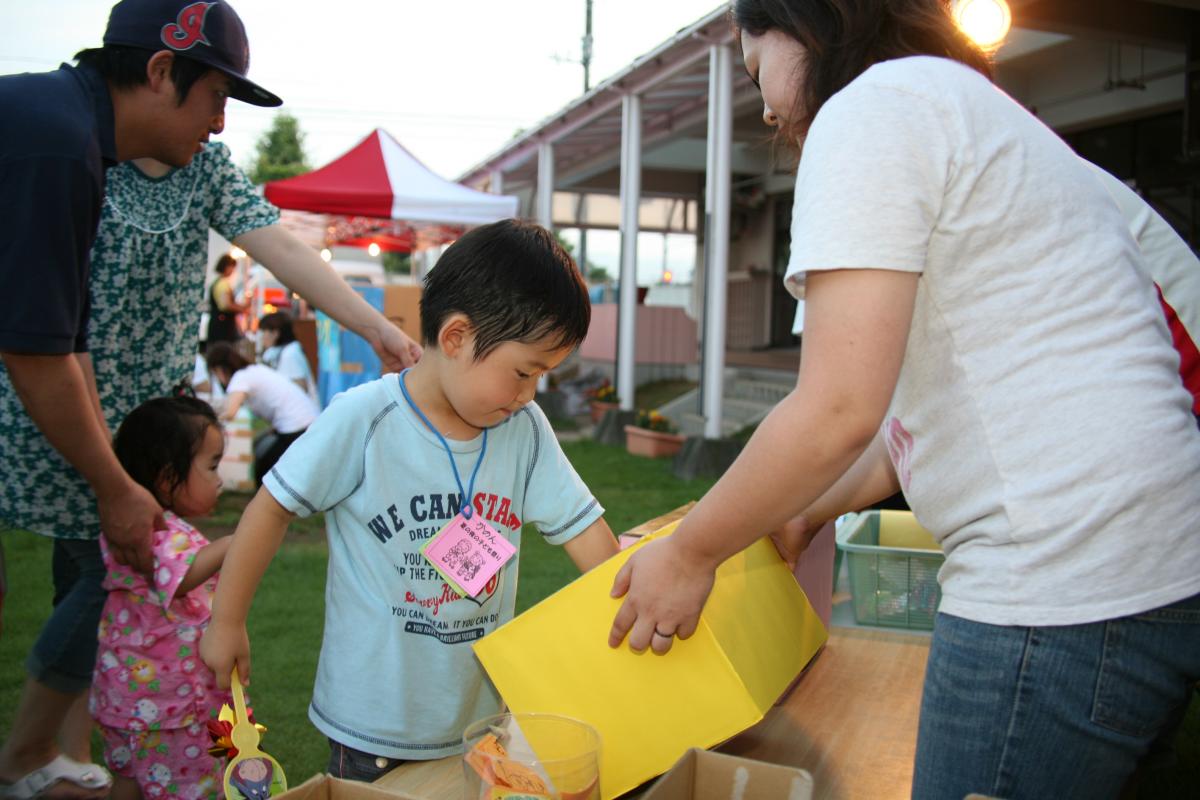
top-left (263, 372), bottom-right (603, 759)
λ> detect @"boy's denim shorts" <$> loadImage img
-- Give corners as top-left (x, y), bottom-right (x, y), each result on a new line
top-left (327, 739), bottom-right (409, 782)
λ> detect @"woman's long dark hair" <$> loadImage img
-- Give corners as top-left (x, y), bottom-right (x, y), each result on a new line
top-left (731, 0), bottom-right (993, 142)
top-left (258, 311), bottom-right (297, 346)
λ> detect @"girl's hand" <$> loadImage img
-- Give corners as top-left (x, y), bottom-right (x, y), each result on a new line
top-left (607, 536), bottom-right (718, 655)
top-left (200, 618), bottom-right (251, 689)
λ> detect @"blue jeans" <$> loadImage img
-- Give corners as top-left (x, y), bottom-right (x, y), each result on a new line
top-left (26, 537), bottom-right (107, 694)
top-left (912, 592), bottom-right (1200, 799)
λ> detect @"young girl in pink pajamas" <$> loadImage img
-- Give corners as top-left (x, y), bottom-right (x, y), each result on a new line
top-left (90, 396), bottom-right (235, 800)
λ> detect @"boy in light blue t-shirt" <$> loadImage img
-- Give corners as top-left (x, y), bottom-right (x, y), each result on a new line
top-left (200, 219), bottom-right (619, 779)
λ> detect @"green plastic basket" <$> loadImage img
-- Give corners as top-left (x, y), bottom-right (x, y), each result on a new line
top-left (836, 511), bottom-right (944, 630)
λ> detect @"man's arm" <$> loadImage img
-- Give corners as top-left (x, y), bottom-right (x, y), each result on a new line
top-left (234, 225), bottom-right (422, 371)
top-left (1, 352), bottom-right (160, 570)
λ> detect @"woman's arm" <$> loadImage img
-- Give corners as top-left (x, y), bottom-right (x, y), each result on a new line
top-left (199, 488), bottom-right (294, 688)
top-left (769, 431), bottom-right (899, 566)
top-left (609, 267), bottom-right (918, 653)
top-left (220, 391), bottom-right (247, 421)
top-left (234, 225), bottom-right (422, 370)
top-left (563, 518), bottom-right (620, 573)
top-left (175, 536), bottom-right (232, 596)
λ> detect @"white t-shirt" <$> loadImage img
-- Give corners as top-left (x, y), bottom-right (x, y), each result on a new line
top-left (787, 56), bottom-right (1200, 626)
top-left (263, 340), bottom-right (318, 404)
top-left (263, 373), bottom-right (603, 759)
top-left (1087, 163), bottom-right (1200, 412)
top-left (225, 364), bottom-right (318, 434)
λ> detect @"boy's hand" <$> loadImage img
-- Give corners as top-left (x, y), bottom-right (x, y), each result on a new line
top-left (200, 618), bottom-right (251, 689)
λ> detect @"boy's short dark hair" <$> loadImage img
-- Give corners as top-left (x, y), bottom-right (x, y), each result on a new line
top-left (115, 395), bottom-right (218, 504)
top-left (74, 45), bottom-right (212, 105)
top-left (420, 219), bottom-right (591, 360)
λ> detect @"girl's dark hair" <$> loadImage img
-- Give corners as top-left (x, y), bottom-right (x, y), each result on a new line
top-left (213, 254), bottom-right (237, 275)
top-left (258, 312), bottom-right (297, 345)
top-left (731, 0), bottom-right (993, 142)
top-left (115, 396), bottom-right (219, 506)
top-left (205, 340), bottom-right (250, 374)
top-left (74, 45), bottom-right (212, 106)
top-left (420, 219), bottom-right (591, 361)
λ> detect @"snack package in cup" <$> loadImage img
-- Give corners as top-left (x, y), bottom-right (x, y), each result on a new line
top-left (464, 720), bottom-right (557, 798)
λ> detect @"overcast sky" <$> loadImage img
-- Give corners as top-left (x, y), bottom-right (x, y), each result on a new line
top-left (1, 0), bottom-right (725, 179)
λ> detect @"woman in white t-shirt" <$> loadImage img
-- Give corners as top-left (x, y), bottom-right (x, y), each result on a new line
top-left (607, 2), bottom-right (1200, 798)
top-left (205, 341), bottom-right (318, 486)
top-left (259, 311), bottom-right (318, 403)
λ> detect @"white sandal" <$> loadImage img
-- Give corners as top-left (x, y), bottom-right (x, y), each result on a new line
top-left (0, 755), bottom-right (112, 800)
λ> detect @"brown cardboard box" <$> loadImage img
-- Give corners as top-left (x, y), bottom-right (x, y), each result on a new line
top-left (641, 749), bottom-right (814, 800)
top-left (271, 774), bottom-right (420, 800)
top-left (383, 285), bottom-right (423, 345)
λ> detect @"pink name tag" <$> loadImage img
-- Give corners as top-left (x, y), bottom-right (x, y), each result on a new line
top-left (421, 512), bottom-right (516, 598)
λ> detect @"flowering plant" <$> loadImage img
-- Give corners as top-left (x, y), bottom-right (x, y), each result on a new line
top-left (634, 409), bottom-right (677, 434)
top-left (593, 383), bottom-right (618, 403)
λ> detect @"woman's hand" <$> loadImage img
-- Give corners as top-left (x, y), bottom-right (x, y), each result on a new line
top-left (608, 536), bottom-right (718, 655)
top-left (769, 513), bottom-right (822, 570)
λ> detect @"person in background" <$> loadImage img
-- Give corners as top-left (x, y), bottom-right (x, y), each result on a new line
top-left (205, 342), bottom-right (318, 485)
top-left (607, 2), bottom-right (1200, 799)
top-left (205, 254), bottom-right (249, 346)
top-left (200, 220), bottom-right (619, 781)
top-left (258, 311), bottom-right (318, 403)
top-left (0, 0), bottom-right (282, 794)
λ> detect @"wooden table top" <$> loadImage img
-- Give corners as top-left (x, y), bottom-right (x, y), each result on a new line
top-left (375, 504), bottom-right (931, 799)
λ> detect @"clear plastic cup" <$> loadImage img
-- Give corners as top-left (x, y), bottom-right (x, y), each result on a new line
top-left (462, 712), bottom-right (601, 800)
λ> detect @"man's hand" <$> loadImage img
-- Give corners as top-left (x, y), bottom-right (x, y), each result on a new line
top-left (98, 478), bottom-right (162, 573)
top-left (370, 322), bottom-right (422, 373)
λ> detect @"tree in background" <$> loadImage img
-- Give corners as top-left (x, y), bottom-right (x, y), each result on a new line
top-left (382, 251), bottom-right (412, 276)
top-left (248, 113), bottom-right (311, 184)
top-left (554, 230), bottom-right (608, 283)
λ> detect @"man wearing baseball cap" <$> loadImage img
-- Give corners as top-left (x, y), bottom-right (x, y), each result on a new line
top-left (0, 2), bottom-right (279, 796)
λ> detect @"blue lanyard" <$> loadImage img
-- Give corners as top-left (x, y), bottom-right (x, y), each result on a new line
top-left (398, 370), bottom-right (488, 519)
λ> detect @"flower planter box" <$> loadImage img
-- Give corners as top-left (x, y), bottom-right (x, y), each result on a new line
top-left (625, 425), bottom-right (686, 459)
top-left (590, 400), bottom-right (618, 424)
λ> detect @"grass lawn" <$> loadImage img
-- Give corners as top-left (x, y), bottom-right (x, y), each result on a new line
top-left (0, 438), bottom-right (717, 782)
top-left (2, 438), bottom-right (1196, 794)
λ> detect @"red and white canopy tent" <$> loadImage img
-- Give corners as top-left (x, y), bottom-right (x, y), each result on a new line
top-left (265, 128), bottom-right (518, 253)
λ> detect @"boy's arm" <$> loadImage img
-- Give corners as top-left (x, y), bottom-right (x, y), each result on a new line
top-left (200, 487), bottom-right (295, 688)
top-left (563, 517), bottom-right (619, 573)
top-left (175, 536), bottom-right (232, 596)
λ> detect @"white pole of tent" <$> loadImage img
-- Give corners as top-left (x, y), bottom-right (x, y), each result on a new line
top-left (490, 169), bottom-right (504, 196)
top-left (617, 93), bottom-right (642, 412)
top-left (703, 44), bottom-right (733, 440)
top-left (536, 142), bottom-right (555, 392)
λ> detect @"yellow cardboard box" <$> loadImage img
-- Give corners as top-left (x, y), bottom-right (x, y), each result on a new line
top-left (641, 749), bottom-right (814, 800)
top-left (473, 521), bottom-right (828, 799)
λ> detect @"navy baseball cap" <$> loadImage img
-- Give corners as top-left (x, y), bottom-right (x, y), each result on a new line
top-left (103, 0), bottom-right (282, 107)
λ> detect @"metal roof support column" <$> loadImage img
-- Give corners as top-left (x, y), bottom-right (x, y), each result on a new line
top-left (702, 43), bottom-right (733, 439)
top-left (617, 93), bottom-right (642, 411)
top-left (537, 143), bottom-right (554, 392)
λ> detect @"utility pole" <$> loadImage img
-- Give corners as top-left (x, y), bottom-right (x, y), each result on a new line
top-left (582, 0), bottom-right (594, 93)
